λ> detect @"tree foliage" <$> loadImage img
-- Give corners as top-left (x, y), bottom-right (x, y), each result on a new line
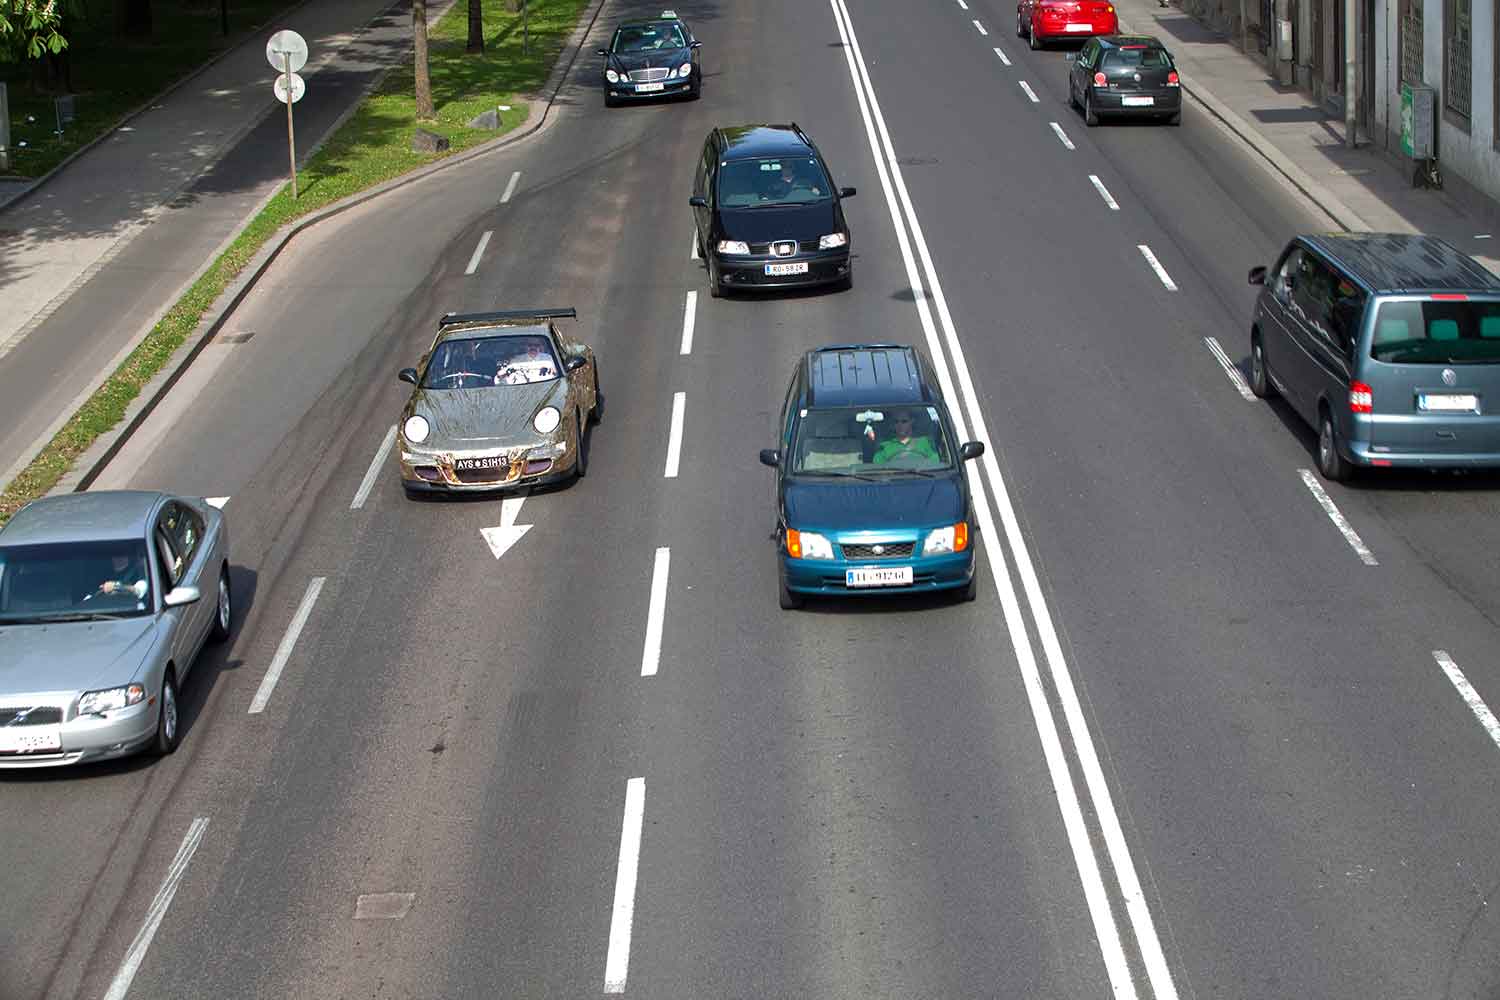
top-left (1, 0), bottom-right (69, 62)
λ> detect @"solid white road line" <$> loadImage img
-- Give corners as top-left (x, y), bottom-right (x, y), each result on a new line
top-left (1297, 469), bottom-right (1378, 565)
top-left (1018, 79), bottom-right (1040, 103)
top-left (689, 227), bottom-right (699, 260)
top-left (464, 230), bottom-right (493, 275)
top-left (972, 17), bottom-right (988, 34)
top-left (603, 778), bottom-right (646, 994)
top-left (501, 171), bottom-right (521, 203)
top-left (679, 291), bottom-right (698, 355)
top-left (993, 46), bottom-right (1011, 66)
top-left (1434, 651), bottom-right (1500, 750)
top-left (1049, 121), bottom-right (1075, 149)
top-left (1203, 337), bottom-right (1254, 400)
top-left (350, 424), bottom-right (397, 510)
top-left (1137, 244), bottom-right (1178, 291)
top-left (1088, 175), bottom-right (1121, 210)
top-left (831, 3), bottom-right (1181, 998)
top-left (640, 547), bottom-right (670, 677)
top-left (664, 392), bottom-right (685, 478)
top-left (249, 577), bottom-right (327, 714)
top-left (102, 817), bottom-right (210, 1000)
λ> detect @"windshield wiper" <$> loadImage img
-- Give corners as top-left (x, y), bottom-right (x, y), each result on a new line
top-left (13, 611), bottom-right (132, 623)
top-left (797, 470), bottom-right (882, 482)
top-left (865, 467), bottom-right (943, 478)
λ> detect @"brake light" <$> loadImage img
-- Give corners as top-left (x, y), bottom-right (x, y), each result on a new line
top-left (1349, 381), bottom-right (1373, 413)
top-left (1432, 293), bottom-right (1469, 300)
top-left (1167, 70), bottom-right (1180, 86)
top-left (1093, 71), bottom-right (1107, 86)
top-left (786, 528), bottom-right (803, 558)
top-left (955, 522), bottom-right (969, 552)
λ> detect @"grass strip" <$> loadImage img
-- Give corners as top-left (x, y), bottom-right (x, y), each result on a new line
top-left (0, 0), bottom-right (590, 522)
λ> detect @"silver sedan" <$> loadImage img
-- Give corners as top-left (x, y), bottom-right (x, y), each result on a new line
top-left (0, 491), bottom-right (231, 768)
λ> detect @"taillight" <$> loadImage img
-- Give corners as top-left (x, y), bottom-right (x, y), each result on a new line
top-left (786, 528), bottom-right (803, 558)
top-left (1167, 70), bottom-right (1180, 86)
top-left (1349, 381), bottom-right (1373, 413)
top-left (1093, 71), bottom-right (1107, 86)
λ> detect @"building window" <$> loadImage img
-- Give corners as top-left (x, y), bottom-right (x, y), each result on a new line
top-left (1399, 0), bottom-right (1422, 85)
top-left (1443, 0), bottom-right (1471, 121)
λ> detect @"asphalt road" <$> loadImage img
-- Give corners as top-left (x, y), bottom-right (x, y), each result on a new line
top-left (7, 0), bottom-right (1500, 997)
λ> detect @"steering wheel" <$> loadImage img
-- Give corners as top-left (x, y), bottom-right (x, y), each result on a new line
top-left (435, 372), bottom-right (486, 386)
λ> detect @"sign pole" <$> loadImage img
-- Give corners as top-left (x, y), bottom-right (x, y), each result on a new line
top-left (284, 54), bottom-right (298, 199)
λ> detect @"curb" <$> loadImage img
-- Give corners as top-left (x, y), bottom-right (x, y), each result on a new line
top-left (57, 0), bottom-right (612, 494)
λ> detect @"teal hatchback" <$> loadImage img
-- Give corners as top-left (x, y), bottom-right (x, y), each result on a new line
top-left (759, 345), bottom-right (985, 609)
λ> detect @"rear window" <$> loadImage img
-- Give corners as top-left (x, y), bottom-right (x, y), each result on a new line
top-left (1102, 47), bottom-right (1172, 70)
top-left (1370, 299), bottom-right (1500, 363)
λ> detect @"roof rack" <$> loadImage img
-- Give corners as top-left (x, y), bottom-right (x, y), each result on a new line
top-left (438, 307), bottom-right (577, 328)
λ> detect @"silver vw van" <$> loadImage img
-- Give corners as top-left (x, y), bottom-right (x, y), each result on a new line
top-left (1248, 233), bottom-right (1500, 480)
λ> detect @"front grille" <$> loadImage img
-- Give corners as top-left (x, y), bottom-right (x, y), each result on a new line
top-left (841, 541), bottom-right (915, 559)
top-left (0, 707), bottom-right (62, 726)
top-left (628, 67), bottom-right (670, 82)
top-left (452, 463), bottom-right (518, 484)
top-left (748, 239), bottom-right (824, 256)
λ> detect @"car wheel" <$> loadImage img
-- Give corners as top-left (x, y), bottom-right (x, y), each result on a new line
top-left (1068, 76), bottom-right (1080, 110)
top-left (153, 670), bottom-right (180, 756)
top-left (572, 412), bottom-right (588, 480)
top-left (1017, 10), bottom-right (1026, 36)
top-left (1168, 111), bottom-right (1182, 126)
top-left (958, 568), bottom-right (979, 603)
top-left (1317, 408), bottom-right (1352, 482)
top-left (778, 569), bottom-right (804, 610)
top-left (1029, 22), bottom-right (1042, 49)
top-left (707, 260), bottom-right (723, 298)
top-left (590, 369), bottom-right (603, 425)
top-left (1249, 333), bottom-right (1275, 399)
top-left (209, 566), bottom-right (232, 643)
top-left (604, 93), bottom-right (619, 108)
top-left (837, 270), bottom-right (853, 292)
top-left (1084, 90), bottom-right (1099, 126)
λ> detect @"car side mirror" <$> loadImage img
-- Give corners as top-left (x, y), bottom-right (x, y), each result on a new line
top-left (959, 441), bottom-right (985, 461)
top-left (759, 449), bottom-right (780, 468)
top-left (838, 186), bottom-right (856, 198)
top-left (597, 47), bottom-right (609, 55)
top-left (164, 585), bottom-right (201, 608)
top-left (398, 367), bottom-right (419, 385)
top-left (1248, 265), bottom-right (1267, 286)
top-left (689, 195), bottom-right (707, 208)
top-left (1066, 52), bottom-right (1077, 61)
top-left (566, 355), bottom-right (587, 371)
top-left (690, 40), bottom-right (702, 48)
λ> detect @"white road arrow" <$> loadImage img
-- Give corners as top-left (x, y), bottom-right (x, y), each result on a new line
top-left (480, 492), bottom-right (532, 559)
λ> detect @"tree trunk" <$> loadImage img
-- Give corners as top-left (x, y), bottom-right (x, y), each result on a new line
top-left (413, 0), bottom-right (434, 119)
top-left (115, 0), bottom-right (153, 37)
top-left (467, 0), bottom-right (484, 52)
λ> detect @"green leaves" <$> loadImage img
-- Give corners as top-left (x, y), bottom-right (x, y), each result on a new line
top-left (2, 0), bottom-right (69, 62)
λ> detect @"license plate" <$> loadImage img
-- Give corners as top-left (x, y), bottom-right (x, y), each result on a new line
top-left (846, 566), bottom-right (914, 588)
top-left (455, 455), bottom-right (505, 471)
top-left (1121, 95), bottom-right (1155, 106)
top-left (637, 82), bottom-right (665, 92)
top-left (1065, 22), bottom-right (1093, 30)
top-left (765, 262), bottom-right (810, 276)
top-left (0, 727), bottom-right (62, 754)
top-left (1419, 393), bottom-right (1479, 412)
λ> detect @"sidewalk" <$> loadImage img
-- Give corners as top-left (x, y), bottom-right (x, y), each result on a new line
top-left (1109, 0), bottom-right (1500, 275)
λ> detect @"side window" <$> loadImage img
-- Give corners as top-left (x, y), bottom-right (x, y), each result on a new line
top-left (155, 504), bottom-right (188, 586)
top-left (1273, 247), bottom-right (1302, 301)
top-left (1293, 256), bottom-right (1340, 350)
top-left (1084, 40), bottom-right (1100, 68)
top-left (780, 375), bottom-right (799, 444)
top-left (155, 529), bottom-right (181, 589)
top-left (1328, 277), bottom-right (1367, 360)
top-left (170, 505), bottom-right (205, 569)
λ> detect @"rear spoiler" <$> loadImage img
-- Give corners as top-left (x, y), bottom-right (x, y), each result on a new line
top-left (438, 307), bottom-right (577, 329)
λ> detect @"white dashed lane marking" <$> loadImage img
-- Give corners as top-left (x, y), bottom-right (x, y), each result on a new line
top-left (249, 577), bottom-right (327, 714)
top-left (1203, 337), bottom-right (1254, 400)
top-left (1089, 175), bottom-right (1120, 210)
top-left (464, 231), bottom-right (492, 275)
top-left (993, 46), bottom-right (1011, 65)
top-left (972, 18), bottom-right (988, 34)
top-left (1434, 651), bottom-right (1500, 750)
top-left (1297, 469), bottom-right (1378, 565)
top-left (640, 547), bottom-right (670, 677)
top-left (603, 778), bottom-right (646, 994)
top-left (679, 291), bottom-right (697, 355)
top-left (1019, 80), bottom-right (1039, 103)
top-left (1137, 244), bottom-right (1178, 291)
top-left (664, 392), bottom-right (685, 479)
top-left (1049, 122), bottom-right (1075, 149)
top-left (350, 425), bottom-right (397, 510)
top-left (500, 171), bottom-right (521, 203)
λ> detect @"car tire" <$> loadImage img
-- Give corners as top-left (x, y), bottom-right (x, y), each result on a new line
top-left (590, 369), bottom-right (603, 425)
top-left (604, 93), bottom-right (619, 108)
top-left (153, 670), bottom-right (180, 756)
top-left (572, 412), bottom-right (588, 480)
top-left (1168, 111), bottom-right (1182, 126)
top-left (1317, 408), bottom-right (1352, 482)
top-left (958, 568), bottom-right (979, 603)
top-left (1084, 90), bottom-right (1099, 126)
top-left (209, 566), bottom-right (232, 644)
top-left (1068, 77), bottom-right (1080, 110)
top-left (1017, 10), bottom-right (1026, 36)
top-left (778, 569), bottom-right (805, 610)
top-left (837, 270), bottom-right (854, 292)
top-left (1249, 333), bottom-right (1275, 399)
top-left (707, 261), bottom-right (723, 298)
top-left (1029, 23), bottom-right (1042, 49)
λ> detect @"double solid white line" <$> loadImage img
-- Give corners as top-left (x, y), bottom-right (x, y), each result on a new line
top-left (831, 1), bottom-right (1180, 997)
top-left (103, 817), bottom-right (210, 1000)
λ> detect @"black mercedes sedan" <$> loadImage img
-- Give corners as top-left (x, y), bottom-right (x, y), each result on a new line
top-left (688, 124), bottom-right (856, 298)
top-left (599, 11), bottom-right (701, 106)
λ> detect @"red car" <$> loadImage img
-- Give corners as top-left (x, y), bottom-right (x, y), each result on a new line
top-left (1017, 0), bottom-right (1117, 49)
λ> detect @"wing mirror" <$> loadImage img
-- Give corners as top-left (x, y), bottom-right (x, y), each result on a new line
top-left (688, 195), bottom-right (708, 208)
top-left (838, 186), bottom-right (857, 198)
top-left (164, 585), bottom-right (201, 608)
top-left (690, 40), bottom-right (702, 48)
top-left (959, 441), bottom-right (985, 461)
top-left (398, 367), bottom-right (419, 385)
top-left (1248, 265), bottom-right (1267, 286)
top-left (1066, 52), bottom-right (1077, 61)
top-left (566, 355), bottom-right (588, 372)
top-left (759, 449), bottom-right (780, 468)
top-left (597, 47), bottom-right (609, 55)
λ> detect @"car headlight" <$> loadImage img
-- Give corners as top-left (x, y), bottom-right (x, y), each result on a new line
top-left (677, 63), bottom-right (692, 77)
top-left (606, 68), bottom-right (620, 83)
top-left (786, 529), bottom-right (834, 560)
top-left (717, 240), bottom-right (749, 255)
top-left (533, 406), bottom-right (562, 434)
top-left (78, 683), bottom-right (146, 715)
top-left (819, 232), bottom-right (848, 250)
top-left (922, 523), bottom-right (970, 555)
top-left (403, 415), bottom-right (430, 444)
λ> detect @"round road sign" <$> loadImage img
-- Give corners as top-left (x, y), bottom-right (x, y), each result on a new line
top-left (274, 72), bottom-right (306, 104)
top-left (266, 29), bottom-right (308, 73)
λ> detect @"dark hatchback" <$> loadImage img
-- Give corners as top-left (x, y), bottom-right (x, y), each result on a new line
top-left (599, 12), bottom-right (701, 106)
top-left (690, 124), bottom-right (856, 298)
top-left (759, 345), bottom-right (985, 609)
top-left (1068, 35), bottom-right (1182, 125)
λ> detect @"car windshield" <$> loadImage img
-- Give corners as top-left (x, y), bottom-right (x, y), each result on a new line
top-left (422, 334), bottom-right (561, 388)
top-left (612, 23), bottom-right (686, 51)
top-left (0, 539), bottom-right (153, 622)
top-left (791, 405), bottom-right (956, 475)
top-left (1370, 299), bottom-right (1500, 363)
top-left (718, 157), bottom-right (831, 208)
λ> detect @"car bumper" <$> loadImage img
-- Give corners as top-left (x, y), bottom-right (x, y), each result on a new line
top-left (1088, 87), bottom-right (1182, 115)
top-left (714, 249), bottom-right (851, 290)
top-left (401, 453), bottom-right (578, 493)
top-left (0, 701), bottom-right (157, 770)
top-left (1346, 413), bottom-right (1500, 468)
top-left (1036, 16), bottom-right (1117, 39)
top-left (781, 549), bottom-right (975, 597)
top-left (606, 78), bottom-right (695, 99)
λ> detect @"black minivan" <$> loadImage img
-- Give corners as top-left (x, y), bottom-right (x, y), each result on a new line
top-left (1249, 233), bottom-right (1500, 480)
top-left (689, 124), bottom-right (855, 298)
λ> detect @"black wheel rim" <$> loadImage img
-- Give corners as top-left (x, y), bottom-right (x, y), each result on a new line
top-left (162, 683), bottom-right (177, 743)
top-left (1252, 345), bottom-right (1263, 385)
top-left (1320, 420), bottom-right (1334, 470)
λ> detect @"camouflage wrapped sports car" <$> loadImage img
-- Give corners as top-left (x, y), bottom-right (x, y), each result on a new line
top-left (395, 308), bottom-right (600, 494)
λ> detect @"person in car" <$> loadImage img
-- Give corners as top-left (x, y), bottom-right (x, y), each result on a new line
top-left (872, 410), bottom-right (939, 464)
top-left (94, 552), bottom-right (149, 600)
top-left (495, 339), bottom-right (557, 384)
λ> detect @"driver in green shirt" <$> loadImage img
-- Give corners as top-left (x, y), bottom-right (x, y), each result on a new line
top-left (871, 410), bottom-right (939, 464)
